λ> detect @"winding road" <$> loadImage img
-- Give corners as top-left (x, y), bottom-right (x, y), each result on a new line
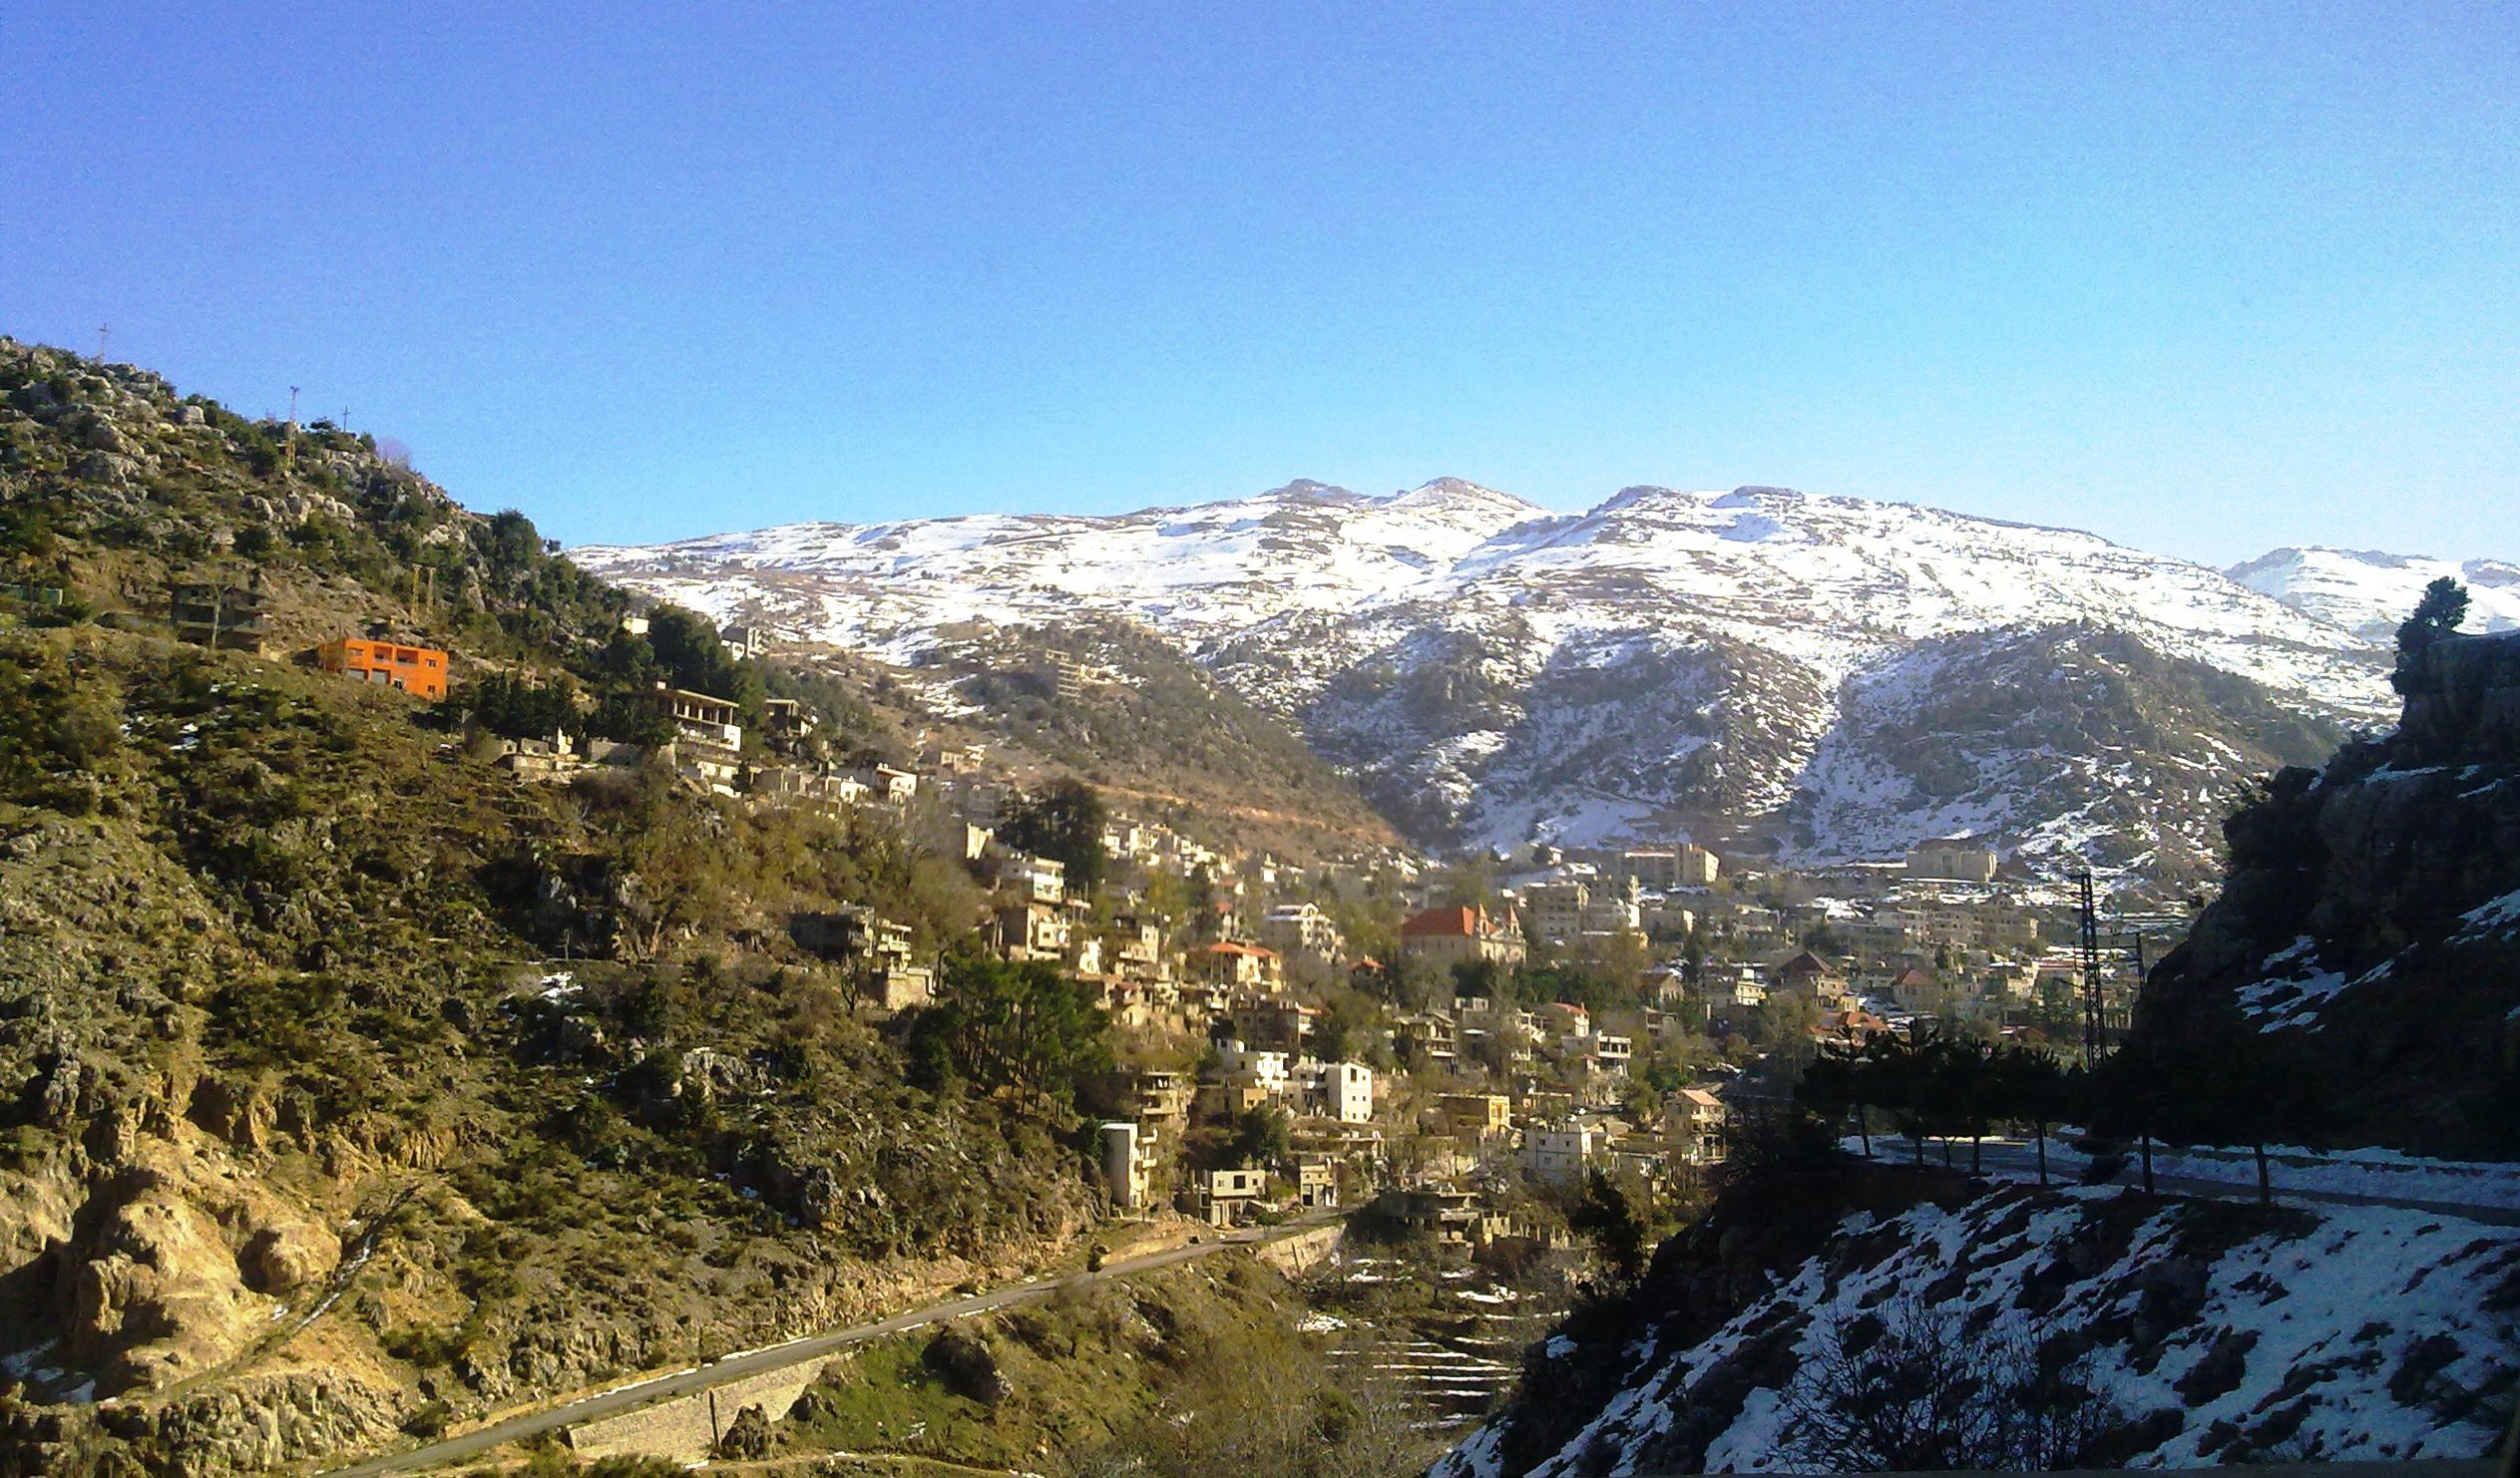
top-left (316, 1214), bottom-right (1338, 1477)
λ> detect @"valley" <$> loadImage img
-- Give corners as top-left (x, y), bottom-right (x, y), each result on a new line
top-left (0, 336), bottom-right (2511, 1478)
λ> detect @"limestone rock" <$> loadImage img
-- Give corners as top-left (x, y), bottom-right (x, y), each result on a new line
top-left (240, 1222), bottom-right (340, 1297)
top-left (74, 451), bottom-right (135, 485)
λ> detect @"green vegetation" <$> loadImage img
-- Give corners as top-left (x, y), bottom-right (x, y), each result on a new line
top-left (0, 340), bottom-right (1119, 1475)
top-left (905, 951), bottom-right (1114, 1103)
top-left (997, 776), bottom-right (1110, 893)
top-left (2392, 575), bottom-right (2470, 692)
top-left (772, 1257), bottom-right (1436, 1478)
top-left (925, 616), bottom-right (1396, 856)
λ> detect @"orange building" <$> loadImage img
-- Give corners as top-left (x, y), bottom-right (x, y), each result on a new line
top-left (317, 637), bottom-right (450, 700)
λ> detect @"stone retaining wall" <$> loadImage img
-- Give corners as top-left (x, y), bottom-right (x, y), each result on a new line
top-left (564, 1360), bottom-right (829, 1463)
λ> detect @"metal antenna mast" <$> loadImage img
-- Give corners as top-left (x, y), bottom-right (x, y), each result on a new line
top-left (2076, 868), bottom-right (2104, 1066)
top-left (97, 323), bottom-right (110, 360)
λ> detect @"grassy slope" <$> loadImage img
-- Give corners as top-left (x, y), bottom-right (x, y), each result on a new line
top-left (768, 1253), bottom-right (1436, 1478)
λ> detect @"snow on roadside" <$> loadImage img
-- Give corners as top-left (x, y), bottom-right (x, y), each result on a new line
top-left (1982, 1135), bottom-right (2520, 1211)
top-left (1841, 1132), bottom-right (2520, 1211)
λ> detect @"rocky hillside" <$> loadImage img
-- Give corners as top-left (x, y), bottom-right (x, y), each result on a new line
top-left (1437, 1165), bottom-right (2515, 1477)
top-left (2135, 627), bottom-right (2520, 1157)
top-left (575, 480), bottom-right (2387, 889)
top-left (0, 339), bottom-right (1109, 1476)
top-left (853, 611), bottom-right (1398, 856)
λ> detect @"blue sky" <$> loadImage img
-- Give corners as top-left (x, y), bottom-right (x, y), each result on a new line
top-left (6, 4), bottom-right (2513, 563)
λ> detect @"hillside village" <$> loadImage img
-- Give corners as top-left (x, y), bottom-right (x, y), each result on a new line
top-left (262, 597), bottom-right (2162, 1245)
top-left (142, 530), bottom-right (2162, 1249)
top-left (8, 337), bottom-right (2505, 1478)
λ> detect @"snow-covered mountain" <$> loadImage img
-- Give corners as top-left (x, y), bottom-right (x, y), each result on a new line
top-left (573, 480), bottom-right (2403, 885)
top-left (2230, 547), bottom-right (2520, 644)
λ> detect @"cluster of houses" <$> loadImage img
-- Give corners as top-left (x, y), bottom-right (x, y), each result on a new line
top-left (1477, 838), bottom-right (2148, 1043)
top-left (258, 608), bottom-right (2145, 1249)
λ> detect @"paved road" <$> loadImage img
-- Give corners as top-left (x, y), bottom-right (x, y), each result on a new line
top-left (1907, 1139), bottom-right (2520, 1228)
top-left (317, 1216), bottom-right (1339, 1477)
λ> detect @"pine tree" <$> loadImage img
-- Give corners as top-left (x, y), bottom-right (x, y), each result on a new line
top-left (1988, 1045), bottom-right (2069, 1185)
top-left (999, 777), bottom-right (1109, 893)
top-left (2392, 576), bottom-right (2471, 693)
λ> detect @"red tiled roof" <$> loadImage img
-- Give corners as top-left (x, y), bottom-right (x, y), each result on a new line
top-left (1400, 906), bottom-right (1478, 937)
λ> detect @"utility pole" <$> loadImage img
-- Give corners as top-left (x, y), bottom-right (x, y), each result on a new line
top-left (2076, 869), bottom-right (2104, 1067)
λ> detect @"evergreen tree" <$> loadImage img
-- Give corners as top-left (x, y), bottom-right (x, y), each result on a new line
top-left (2155, 1005), bottom-right (2334, 1205)
top-left (2392, 576), bottom-right (2470, 692)
top-left (1988, 1045), bottom-right (2069, 1185)
top-left (1921, 1035), bottom-right (2002, 1174)
top-left (2084, 1036), bottom-right (2176, 1194)
top-left (1567, 1168), bottom-right (1651, 1281)
top-left (998, 777), bottom-right (1109, 894)
top-left (1229, 1105), bottom-right (1291, 1170)
top-left (1797, 1042), bottom-right (1877, 1158)
top-left (453, 670), bottom-right (581, 740)
top-left (909, 950), bottom-right (1112, 1103)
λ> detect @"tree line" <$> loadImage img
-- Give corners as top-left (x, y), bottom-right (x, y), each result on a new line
top-left (1795, 1002), bottom-right (2331, 1204)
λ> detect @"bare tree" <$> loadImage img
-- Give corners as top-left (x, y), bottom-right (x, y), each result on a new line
top-left (1780, 1290), bottom-right (2126, 1472)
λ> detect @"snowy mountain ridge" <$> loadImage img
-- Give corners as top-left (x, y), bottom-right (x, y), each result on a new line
top-left (2229, 546), bottom-right (2520, 643)
top-left (572, 480), bottom-right (2420, 882)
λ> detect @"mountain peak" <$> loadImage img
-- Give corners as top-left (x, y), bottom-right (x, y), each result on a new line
top-left (1257, 478), bottom-right (1363, 506)
top-left (1387, 476), bottom-right (1538, 511)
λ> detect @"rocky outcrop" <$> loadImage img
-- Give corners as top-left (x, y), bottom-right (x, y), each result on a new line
top-left (2, 1125), bottom-right (344, 1400)
top-left (4, 1369), bottom-right (403, 1477)
top-left (2139, 630), bottom-right (2520, 1155)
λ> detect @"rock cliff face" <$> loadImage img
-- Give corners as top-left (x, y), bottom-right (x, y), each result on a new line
top-left (2138, 630), bottom-right (2520, 1155)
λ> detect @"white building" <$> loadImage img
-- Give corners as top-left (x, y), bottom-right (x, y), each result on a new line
top-left (1622, 845), bottom-right (1722, 889)
top-left (1259, 901), bottom-right (1345, 967)
top-left (1214, 1040), bottom-right (1291, 1097)
top-left (1906, 837), bottom-right (1998, 884)
top-left (1101, 1121), bottom-right (1148, 1211)
top-left (1520, 1121), bottom-right (1605, 1184)
top-left (1298, 1060), bottom-right (1374, 1123)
